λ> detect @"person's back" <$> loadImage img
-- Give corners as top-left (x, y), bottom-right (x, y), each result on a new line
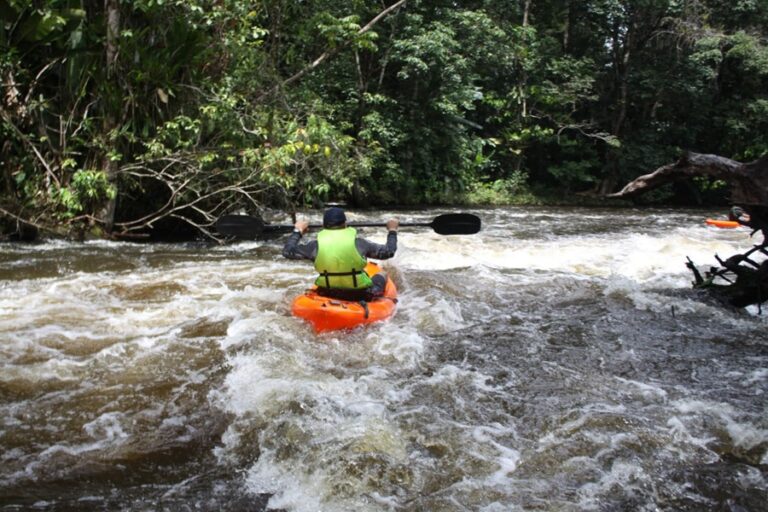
top-left (313, 225), bottom-right (373, 290)
top-left (282, 207), bottom-right (398, 300)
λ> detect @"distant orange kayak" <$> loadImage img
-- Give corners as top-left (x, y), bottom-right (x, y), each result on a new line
top-left (705, 219), bottom-right (741, 229)
top-left (291, 262), bottom-right (397, 332)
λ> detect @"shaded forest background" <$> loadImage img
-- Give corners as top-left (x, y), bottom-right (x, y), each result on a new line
top-left (1, 0), bottom-right (767, 239)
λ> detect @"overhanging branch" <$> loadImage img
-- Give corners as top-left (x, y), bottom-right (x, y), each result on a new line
top-left (607, 152), bottom-right (768, 206)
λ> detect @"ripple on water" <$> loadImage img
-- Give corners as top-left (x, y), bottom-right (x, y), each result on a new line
top-left (1, 207), bottom-right (767, 510)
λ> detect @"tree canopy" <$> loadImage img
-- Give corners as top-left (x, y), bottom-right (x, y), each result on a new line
top-left (2, 0), bottom-right (767, 239)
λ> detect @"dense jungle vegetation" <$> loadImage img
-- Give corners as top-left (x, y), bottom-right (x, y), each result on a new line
top-left (1, 0), bottom-right (767, 239)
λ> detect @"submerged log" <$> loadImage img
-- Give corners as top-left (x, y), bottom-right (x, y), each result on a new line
top-left (610, 152), bottom-right (768, 309)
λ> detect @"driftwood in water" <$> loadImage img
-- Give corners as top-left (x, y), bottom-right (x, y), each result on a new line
top-left (686, 243), bottom-right (768, 310)
top-left (610, 152), bottom-right (768, 309)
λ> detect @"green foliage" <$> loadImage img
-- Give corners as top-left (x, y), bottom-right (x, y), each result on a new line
top-left (2, 0), bottom-right (768, 238)
top-left (52, 170), bottom-right (116, 218)
top-left (465, 171), bottom-right (535, 205)
top-left (256, 113), bottom-right (365, 205)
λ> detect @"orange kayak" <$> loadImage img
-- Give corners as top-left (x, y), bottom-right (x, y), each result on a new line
top-left (705, 219), bottom-right (741, 229)
top-left (291, 262), bottom-right (397, 333)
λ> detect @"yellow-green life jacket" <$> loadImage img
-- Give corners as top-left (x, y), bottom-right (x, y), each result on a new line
top-left (314, 227), bottom-right (373, 289)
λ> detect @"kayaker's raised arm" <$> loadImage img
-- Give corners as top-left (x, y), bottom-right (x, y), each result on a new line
top-left (356, 218), bottom-right (398, 260)
top-left (282, 220), bottom-right (317, 260)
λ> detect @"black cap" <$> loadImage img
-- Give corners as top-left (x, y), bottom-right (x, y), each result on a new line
top-left (323, 207), bottom-right (346, 228)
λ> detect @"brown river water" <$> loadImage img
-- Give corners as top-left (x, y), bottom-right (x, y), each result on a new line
top-left (1, 207), bottom-right (766, 511)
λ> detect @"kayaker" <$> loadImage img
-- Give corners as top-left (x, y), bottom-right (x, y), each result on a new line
top-left (282, 207), bottom-right (399, 301)
top-left (729, 206), bottom-right (752, 226)
top-left (730, 205), bottom-right (768, 240)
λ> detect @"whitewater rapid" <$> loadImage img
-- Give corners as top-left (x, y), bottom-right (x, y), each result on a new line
top-left (1, 207), bottom-right (766, 510)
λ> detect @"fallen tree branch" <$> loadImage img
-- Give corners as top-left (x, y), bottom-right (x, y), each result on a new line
top-left (0, 206), bottom-right (59, 238)
top-left (111, 155), bottom-right (274, 242)
top-left (613, 151), bottom-right (768, 308)
top-left (0, 110), bottom-right (61, 187)
top-left (607, 152), bottom-right (768, 205)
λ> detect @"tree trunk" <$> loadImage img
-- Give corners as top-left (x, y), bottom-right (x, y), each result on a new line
top-left (101, 0), bottom-right (120, 232)
top-left (599, 18), bottom-right (632, 195)
top-left (1, 140), bottom-right (13, 198)
top-left (522, 0), bottom-right (532, 27)
top-left (608, 152), bottom-right (768, 206)
top-left (520, 0), bottom-right (532, 119)
top-left (563, 1), bottom-right (570, 52)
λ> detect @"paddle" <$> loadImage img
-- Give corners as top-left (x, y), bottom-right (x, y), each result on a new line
top-left (215, 213), bottom-right (481, 239)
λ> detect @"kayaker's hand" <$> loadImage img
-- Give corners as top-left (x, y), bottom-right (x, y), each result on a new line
top-left (386, 218), bottom-right (399, 232)
top-left (295, 220), bottom-right (309, 234)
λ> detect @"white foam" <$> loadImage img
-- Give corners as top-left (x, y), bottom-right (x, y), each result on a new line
top-left (83, 412), bottom-right (130, 443)
top-left (369, 327), bottom-right (426, 367)
top-left (398, 221), bottom-right (759, 296)
top-left (32, 413), bottom-right (129, 462)
top-left (576, 461), bottom-right (652, 510)
top-left (615, 377), bottom-right (668, 402)
top-left (666, 416), bottom-right (718, 453)
top-left (672, 399), bottom-right (768, 454)
top-left (472, 424), bottom-right (521, 484)
top-left (745, 368), bottom-right (768, 386)
top-left (399, 292), bottom-right (468, 335)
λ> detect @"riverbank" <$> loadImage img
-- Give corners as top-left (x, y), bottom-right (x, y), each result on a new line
top-left (3, 185), bottom-right (732, 244)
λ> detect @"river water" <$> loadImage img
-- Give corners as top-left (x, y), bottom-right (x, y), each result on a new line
top-left (1, 207), bottom-right (766, 511)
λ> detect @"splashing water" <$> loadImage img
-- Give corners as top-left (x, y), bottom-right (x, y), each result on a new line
top-left (1, 207), bottom-right (766, 510)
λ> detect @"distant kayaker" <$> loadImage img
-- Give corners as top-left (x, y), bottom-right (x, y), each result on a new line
top-left (282, 207), bottom-right (399, 300)
top-left (729, 206), bottom-right (752, 226)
